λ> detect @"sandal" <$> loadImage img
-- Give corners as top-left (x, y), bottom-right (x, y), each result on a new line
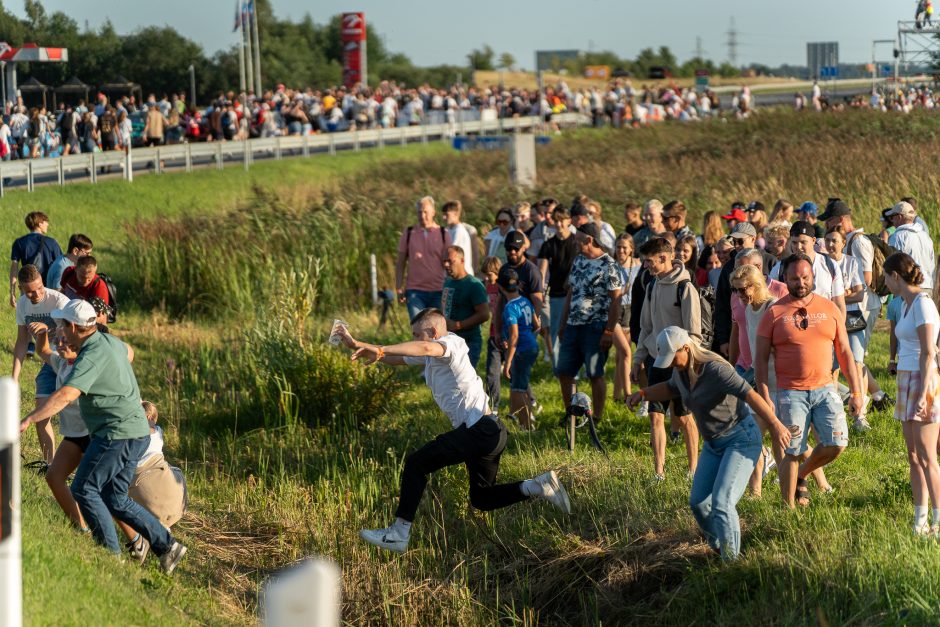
top-left (794, 478), bottom-right (810, 507)
top-left (23, 460), bottom-right (49, 476)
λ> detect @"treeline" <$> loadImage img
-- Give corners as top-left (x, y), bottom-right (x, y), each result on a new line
top-left (1, 0), bottom-right (466, 101)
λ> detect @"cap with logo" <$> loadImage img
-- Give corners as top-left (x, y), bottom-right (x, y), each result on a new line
top-left (789, 220), bottom-right (816, 239)
top-left (503, 230), bottom-right (526, 250)
top-left (51, 299), bottom-right (98, 327)
top-left (653, 326), bottom-right (691, 369)
top-left (818, 199), bottom-right (851, 221)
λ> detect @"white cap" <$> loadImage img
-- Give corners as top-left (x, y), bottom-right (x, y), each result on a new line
top-left (885, 201), bottom-right (916, 219)
top-left (51, 299), bottom-right (97, 327)
top-left (653, 326), bottom-right (691, 369)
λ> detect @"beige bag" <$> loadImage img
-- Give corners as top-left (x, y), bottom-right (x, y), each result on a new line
top-left (128, 453), bottom-right (186, 529)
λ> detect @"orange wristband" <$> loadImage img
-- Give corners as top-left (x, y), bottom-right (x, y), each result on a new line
top-left (374, 346), bottom-right (385, 361)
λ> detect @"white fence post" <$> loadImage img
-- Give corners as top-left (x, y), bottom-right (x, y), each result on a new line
top-left (243, 140), bottom-right (250, 172)
top-left (26, 161), bottom-right (33, 193)
top-left (216, 143), bottom-right (224, 170)
top-left (185, 143), bottom-right (193, 173)
top-left (57, 158), bottom-right (64, 186)
top-left (302, 134), bottom-right (310, 158)
top-left (125, 145), bottom-right (134, 183)
top-left (261, 558), bottom-right (340, 627)
top-left (0, 378), bottom-right (22, 627)
top-left (328, 135), bottom-right (335, 156)
top-left (89, 153), bottom-right (97, 184)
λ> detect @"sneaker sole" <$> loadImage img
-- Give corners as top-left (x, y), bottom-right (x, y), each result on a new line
top-left (359, 530), bottom-right (407, 554)
top-left (546, 470), bottom-right (572, 514)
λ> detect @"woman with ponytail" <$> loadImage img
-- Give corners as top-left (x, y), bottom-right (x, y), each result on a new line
top-left (628, 326), bottom-right (791, 560)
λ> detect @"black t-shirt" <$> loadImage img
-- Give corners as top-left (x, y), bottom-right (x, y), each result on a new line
top-left (497, 259), bottom-right (544, 300)
top-left (624, 223), bottom-right (643, 237)
top-left (538, 236), bottom-right (581, 298)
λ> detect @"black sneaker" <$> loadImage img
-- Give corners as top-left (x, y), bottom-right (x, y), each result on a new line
top-left (24, 460), bottom-right (49, 476)
top-left (872, 394), bottom-right (895, 412)
top-left (670, 431), bottom-right (681, 445)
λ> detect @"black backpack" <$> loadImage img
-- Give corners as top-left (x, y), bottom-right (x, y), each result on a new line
top-left (676, 280), bottom-right (715, 349)
top-left (93, 273), bottom-right (119, 323)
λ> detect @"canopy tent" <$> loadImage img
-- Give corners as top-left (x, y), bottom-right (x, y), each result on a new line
top-left (54, 76), bottom-right (91, 106)
top-left (17, 76), bottom-right (50, 109)
top-left (98, 75), bottom-right (142, 105)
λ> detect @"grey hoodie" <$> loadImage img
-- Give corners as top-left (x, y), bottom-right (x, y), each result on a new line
top-left (635, 261), bottom-right (703, 363)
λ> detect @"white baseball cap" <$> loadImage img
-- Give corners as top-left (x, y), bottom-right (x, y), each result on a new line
top-left (51, 299), bottom-right (97, 326)
top-left (653, 326), bottom-right (691, 369)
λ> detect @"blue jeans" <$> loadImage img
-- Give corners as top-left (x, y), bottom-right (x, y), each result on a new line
top-left (405, 289), bottom-right (443, 322)
top-left (549, 296), bottom-right (567, 365)
top-left (459, 330), bottom-right (483, 370)
top-left (777, 384), bottom-right (848, 456)
top-left (689, 416), bottom-right (761, 561)
top-left (71, 435), bottom-right (175, 555)
top-left (485, 337), bottom-right (505, 410)
top-left (555, 321), bottom-right (610, 379)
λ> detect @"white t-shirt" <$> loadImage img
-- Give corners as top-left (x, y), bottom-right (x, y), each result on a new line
top-left (770, 253), bottom-right (844, 300)
top-left (139, 425), bottom-right (165, 467)
top-left (48, 353), bottom-right (88, 438)
top-left (483, 228), bottom-right (513, 263)
top-left (403, 333), bottom-right (490, 429)
top-left (446, 223), bottom-right (474, 275)
top-left (895, 293), bottom-right (940, 372)
top-left (845, 230), bottom-right (881, 312)
top-left (835, 255), bottom-right (863, 312)
top-left (15, 288), bottom-right (70, 329)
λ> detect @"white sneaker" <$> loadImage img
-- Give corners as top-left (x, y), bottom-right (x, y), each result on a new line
top-left (533, 470), bottom-right (571, 514)
top-left (637, 401), bottom-right (649, 418)
top-left (360, 525), bottom-right (410, 553)
top-left (530, 402), bottom-right (544, 416)
top-left (853, 417), bottom-right (872, 432)
top-left (762, 447), bottom-right (776, 476)
top-left (158, 541), bottom-right (187, 574)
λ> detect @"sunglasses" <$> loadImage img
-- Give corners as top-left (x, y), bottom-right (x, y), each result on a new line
top-left (731, 286), bottom-right (750, 295)
top-left (795, 307), bottom-right (809, 331)
top-left (496, 219), bottom-right (511, 225)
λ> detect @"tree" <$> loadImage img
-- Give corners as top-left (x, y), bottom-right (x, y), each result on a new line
top-left (467, 45), bottom-right (495, 71)
top-left (498, 52), bottom-right (515, 72)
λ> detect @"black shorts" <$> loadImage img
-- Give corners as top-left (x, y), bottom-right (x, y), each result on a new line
top-left (62, 435), bottom-right (91, 453)
top-left (645, 356), bottom-right (689, 417)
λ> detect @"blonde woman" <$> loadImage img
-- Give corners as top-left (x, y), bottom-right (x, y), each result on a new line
top-left (769, 199), bottom-right (794, 223)
top-left (749, 209), bottom-right (769, 249)
top-left (613, 235), bottom-right (642, 402)
top-left (628, 326), bottom-right (790, 560)
top-left (697, 210), bottom-right (725, 252)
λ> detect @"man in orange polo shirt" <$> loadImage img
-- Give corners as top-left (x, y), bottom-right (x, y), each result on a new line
top-left (755, 253), bottom-right (863, 508)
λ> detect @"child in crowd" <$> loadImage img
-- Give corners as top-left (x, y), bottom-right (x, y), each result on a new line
top-left (498, 268), bottom-right (540, 429)
top-left (482, 256), bottom-right (505, 411)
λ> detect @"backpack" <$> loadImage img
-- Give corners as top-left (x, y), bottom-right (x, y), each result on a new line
top-left (777, 254), bottom-right (838, 284)
top-left (677, 280), bottom-right (715, 349)
top-left (92, 273), bottom-right (119, 323)
top-left (847, 231), bottom-right (897, 297)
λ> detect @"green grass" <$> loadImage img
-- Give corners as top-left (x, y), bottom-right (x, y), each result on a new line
top-left (12, 112), bottom-right (940, 624)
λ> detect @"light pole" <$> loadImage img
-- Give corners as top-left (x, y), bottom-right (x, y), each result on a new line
top-left (188, 65), bottom-right (196, 109)
top-left (871, 39), bottom-right (894, 94)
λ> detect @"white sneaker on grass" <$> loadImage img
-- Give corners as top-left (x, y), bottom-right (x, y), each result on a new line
top-left (158, 541), bottom-right (187, 574)
top-left (532, 470), bottom-right (571, 514)
top-left (360, 526), bottom-right (410, 553)
top-left (853, 416), bottom-right (872, 432)
top-left (762, 447), bottom-right (776, 476)
top-left (637, 402), bottom-right (649, 418)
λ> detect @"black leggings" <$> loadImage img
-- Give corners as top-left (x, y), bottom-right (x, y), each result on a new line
top-left (395, 416), bottom-right (527, 522)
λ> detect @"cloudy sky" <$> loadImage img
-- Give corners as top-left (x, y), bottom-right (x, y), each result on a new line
top-left (13, 0), bottom-right (917, 68)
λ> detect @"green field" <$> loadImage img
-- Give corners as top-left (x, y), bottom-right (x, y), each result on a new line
top-left (9, 111), bottom-right (940, 625)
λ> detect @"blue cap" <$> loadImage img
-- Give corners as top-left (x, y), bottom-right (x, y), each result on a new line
top-left (798, 201), bottom-right (818, 216)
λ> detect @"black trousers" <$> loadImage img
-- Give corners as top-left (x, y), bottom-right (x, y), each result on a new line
top-left (395, 416), bottom-right (527, 522)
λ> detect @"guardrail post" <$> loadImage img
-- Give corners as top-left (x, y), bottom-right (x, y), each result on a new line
top-left (216, 142), bottom-right (223, 170)
top-left (0, 164), bottom-right (4, 197)
top-left (378, 129), bottom-right (385, 149)
top-left (27, 160), bottom-right (34, 192)
top-left (421, 124), bottom-right (428, 145)
top-left (57, 158), bottom-right (64, 186)
top-left (155, 148), bottom-right (162, 175)
top-left (401, 128), bottom-right (407, 147)
top-left (125, 145), bottom-right (133, 183)
top-left (353, 132), bottom-right (360, 152)
top-left (275, 136), bottom-right (282, 160)
top-left (89, 153), bottom-right (97, 184)
top-left (185, 142), bottom-right (193, 173)
top-left (243, 140), bottom-right (250, 171)
top-left (303, 133), bottom-right (310, 158)
top-left (329, 134), bottom-right (336, 156)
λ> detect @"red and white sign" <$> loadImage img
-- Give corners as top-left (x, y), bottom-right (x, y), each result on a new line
top-left (341, 12), bottom-right (367, 87)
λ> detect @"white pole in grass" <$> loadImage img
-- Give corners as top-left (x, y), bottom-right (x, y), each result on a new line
top-left (0, 378), bottom-right (22, 627)
top-left (261, 558), bottom-right (341, 627)
top-left (370, 254), bottom-right (378, 306)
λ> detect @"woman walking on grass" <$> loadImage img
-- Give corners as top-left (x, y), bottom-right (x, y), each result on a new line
top-left (883, 252), bottom-right (940, 535)
top-left (628, 326), bottom-right (791, 560)
top-left (613, 235), bottom-right (641, 403)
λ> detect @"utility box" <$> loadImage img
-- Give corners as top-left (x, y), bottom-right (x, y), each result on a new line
top-left (509, 134), bottom-right (537, 189)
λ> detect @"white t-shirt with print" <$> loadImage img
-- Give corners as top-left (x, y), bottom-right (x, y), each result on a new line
top-left (15, 288), bottom-right (70, 329)
top-left (770, 253), bottom-right (844, 300)
top-left (895, 293), bottom-right (940, 372)
top-left (403, 333), bottom-right (490, 429)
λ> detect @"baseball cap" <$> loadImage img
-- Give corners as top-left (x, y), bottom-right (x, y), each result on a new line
top-left (730, 201), bottom-right (745, 211)
top-left (577, 222), bottom-right (601, 243)
top-left (818, 199), bottom-right (851, 221)
top-left (504, 231), bottom-right (526, 250)
top-left (653, 326), bottom-right (691, 369)
top-left (570, 204), bottom-right (590, 218)
top-left (497, 267), bottom-right (520, 291)
top-left (721, 208), bottom-right (747, 222)
top-left (730, 222), bottom-right (757, 239)
top-left (790, 220), bottom-right (816, 238)
top-left (746, 201), bottom-right (764, 213)
top-left (885, 201), bottom-right (916, 219)
top-left (51, 299), bottom-right (97, 327)
top-left (798, 201), bottom-right (818, 216)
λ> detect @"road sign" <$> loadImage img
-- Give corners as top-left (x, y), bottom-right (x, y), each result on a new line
top-left (882, 64), bottom-right (892, 76)
top-left (820, 66), bottom-right (839, 79)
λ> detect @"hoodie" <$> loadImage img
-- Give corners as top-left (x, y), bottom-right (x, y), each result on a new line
top-left (889, 221), bottom-right (935, 289)
top-left (635, 261), bottom-right (703, 363)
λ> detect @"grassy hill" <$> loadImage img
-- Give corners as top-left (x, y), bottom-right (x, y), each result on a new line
top-left (9, 109), bottom-right (940, 624)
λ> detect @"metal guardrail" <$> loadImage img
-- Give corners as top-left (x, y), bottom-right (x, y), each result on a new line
top-left (0, 112), bottom-right (587, 195)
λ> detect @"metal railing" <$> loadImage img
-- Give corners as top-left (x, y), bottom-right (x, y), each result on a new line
top-left (0, 112), bottom-right (587, 195)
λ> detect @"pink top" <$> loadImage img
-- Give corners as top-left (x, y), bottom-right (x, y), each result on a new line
top-left (398, 225), bottom-right (452, 291)
top-left (732, 278), bottom-right (788, 369)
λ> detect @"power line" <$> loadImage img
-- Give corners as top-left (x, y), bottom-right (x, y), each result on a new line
top-left (726, 17), bottom-right (738, 65)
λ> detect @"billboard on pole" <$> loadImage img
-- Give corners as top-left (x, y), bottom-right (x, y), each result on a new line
top-left (807, 42), bottom-right (839, 80)
top-left (341, 12), bottom-right (367, 88)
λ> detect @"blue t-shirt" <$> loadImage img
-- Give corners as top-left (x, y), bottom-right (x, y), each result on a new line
top-left (502, 295), bottom-right (538, 353)
top-left (886, 296), bottom-right (903, 323)
top-left (10, 233), bottom-right (63, 283)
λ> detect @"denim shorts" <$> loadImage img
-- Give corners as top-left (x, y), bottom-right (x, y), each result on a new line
top-left (847, 330), bottom-right (866, 363)
top-left (777, 384), bottom-right (848, 456)
top-left (35, 363), bottom-right (57, 397)
top-left (554, 321), bottom-right (610, 379)
top-left (510, 348), bottom-right (538, 392)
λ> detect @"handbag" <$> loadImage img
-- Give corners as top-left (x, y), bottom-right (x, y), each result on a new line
top-left (845, 310), bottom-right (867, 333)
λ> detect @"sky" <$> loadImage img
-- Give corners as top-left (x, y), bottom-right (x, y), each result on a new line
top-left (10, 1), bottom-right (920, 68)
